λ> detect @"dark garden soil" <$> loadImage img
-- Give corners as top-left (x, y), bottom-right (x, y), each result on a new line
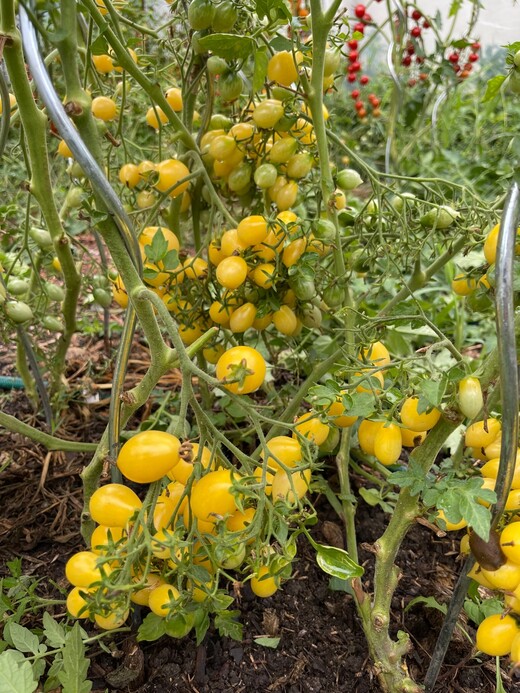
top-left (0, 344), bottom-right (518, 693)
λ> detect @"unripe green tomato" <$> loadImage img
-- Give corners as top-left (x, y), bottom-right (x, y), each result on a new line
top-left (215, 542), bottom-right (246, 569)
top-left (420, 205), bottom-right (459, 229)
top-left (314, 218), bottom-right (336, 241)
top-left (300, 303), bottom-right (322, 328)
top-left (254, 163), bottom-right (278, 189)
top-left (509, 70), bottom-right (520, 95)
top-left (290, 275), bottom-right (316, 301)
top-left (92, 274), bottom-right (109, 289)
top-left (286, 152), bottom-right (313, 179)
top-left (6, 278), bottom-right (29, 296)
top-left (514, 50), bottom-right (520, 68)
top-left (228, 162), bottom-right (252, 192)
top-left (219, 72), bottom-right (243, 102)
top-left (29, 226), bottom-right (53, 250)
top-left (336, 168), bottom-right (363, 191)
top-left (68, 161), bottom-right (85, 179)
top-left (66, 187), bottom-right (83, 209)
top-left (5, 300), bottom-right (33, 323)
top-left (41, 315), bottom-right (64, 332)
top-left (95, 119), bottom-right (107, 136)
top-left (349, 248), bottom-right (371, 273)
top-left (45, 283), bottom-right (65, 302)
top-left (93, 288), bottom-right (112, 308)
top-left (191, 31), bottom-right (208, 55)
top-left (209, 113), bottom-right (233, 130)
top-left (212, 0), bottom-right (238, 31)
top-left (458, 376), bottom-right (484, 420)
top-left (188, 0), bottom-right (215, 30)
top-left (365, 198), bottom-right (379, 216)
top-left (323, 49), bottom-right (341, 76)
top-left (207, 56), bottom-right (228, 76)
top-left (390, 192), bottom-right (415, 213)
top-left (337, 208), bottom-right (357, 226)
top-left (319, 426), bottom-right (340, 454)
top-left (322, 284), bottom-right (345, 307)
top-left (271, 85), bottom-right (295, 102)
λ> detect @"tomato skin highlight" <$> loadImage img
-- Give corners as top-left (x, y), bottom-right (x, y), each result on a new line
top-left (116, 431), bottom-right (181, 483)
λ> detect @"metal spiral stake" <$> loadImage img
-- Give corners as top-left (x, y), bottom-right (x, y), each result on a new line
top-left (19, 5), bottom-right (143, 471)
top-left (424, 183), bottom-right (520, 692)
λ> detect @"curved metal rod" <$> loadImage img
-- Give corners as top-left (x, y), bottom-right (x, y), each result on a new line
top-left (424, 183), bottom-right (520, 691)
top-left (19, 4), bottom-right (142, 464)
top-left (431, 90), bottom-right (448, 146)
top-left (384, 41), bottom-right (403, 177)
top-left (18, 6), bottom-right (141, 272)
top-left (0, 67), bottom-right (11, 158)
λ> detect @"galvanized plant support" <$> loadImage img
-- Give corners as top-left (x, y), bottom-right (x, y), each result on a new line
top-left (19, 4), bottom-right (143, 468)
top-left (424, 182), bottom-right (520, 691)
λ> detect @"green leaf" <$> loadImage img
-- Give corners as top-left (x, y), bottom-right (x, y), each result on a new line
top-left (58, 622), bottom-right (92, 693)
top-left (328, 577), bottom-right (354, 594)
top-left (137, 613), bottom-right (167, 643)
top-left (194, 610), bottom-right (210, 646)
top-left (90, 34), bottom-right (109, 55)
top-left (464, 596), bottom-right (503, 626)
top-left (314, 543), bottom-right (363, 580)
top-left (405, 595), bottom-right (447, 614)
top-left (42, 613), bottom-right (66, 649)
top-left (417, 378), bottom-right (446, 410)
top-left (197, 34), bottom-right (254, 61)
top-left (254, 636), bottom-right (280, 648)
top-left (7, 624), bottom-right (40, 656)
top-left (389, 459), bottom-right (429, 497)
top-left (343, 392), bottom-right (376, 418)
top-left (214, 611), bottom-right (242, 641)
top-left (145, 229), bottom-right (169, 263)
top-left (255, 0), bottom-right (291, 21)
top-left (483, 75), bottom-right (506, 103)
top-left (0, 650), bottom-right (37, 693)
top-left (253, 48), bottom-right (269, 93)
top-left (161, 249), bottom-right (179, 271)
top-left (269, 35), bottom-right (293, 52)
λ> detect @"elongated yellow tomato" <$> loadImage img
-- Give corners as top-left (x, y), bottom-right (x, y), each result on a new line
top-left (119, 163), bottom-right (140, 188)
top-left (117, 430), bottom-right (181, 483)
top-left (373, 423), bottom-right (402, 466)
top-left (111, 274), bottom-right (128, 308)
top-left (190, 469), bottom-right (240, 522)
top-left (216, 256), bottom-right (248, 289)
top-left (252, 99), bottom-right (284, 129)
top-left (400, 397), bottom-right (441, 432)
top-left (500, 523), bottom-right (520, 564)
top-left (165, 86), bottom-right (183, 112)
top-left (66, 587), bottom-right (91, 618)
top-left (89, 483), bottom-right (142, 527)
top-left (267, 50), bottom-right (301, 86)
top-left (167, 442), bottom-right (214, 484)
top-left (91, 95), bottom-right (117, 122)
top-left (458, 376), bottom-right (484, 420)
top-left (148, 583), bottom-right (181, 617)
top-left (65, 551), bottom-right (111, 587)
top-left (480, 457), bottom-right (520, 489)
top-left (293, 412), bottom-right (329, 445)
top-left (476, 613), bottom-right (520, 656)
top-left (146, 105), bottom-right (168, 129)
top-left (357, 420), bottom-right (384, 456)
top-left (271, 468), bottom-right (311, 503)
top-left (155, 158), bottom-right (190, 197)
top-left (451, 274), bottom-right (477, 296)
top-left (90, 525), bottom-right (126, 555)
top-left (282, 238), bottom-right (307, 267)
top-left (401, 428), bottom-right (426, 447)
top-left (95, 608), bottom-right (130, 630)
top-left (481, 560), bottom-right (520, 591)
top-left (229, 302), bottom-right (257, 333)
top-left (130, 573), bottom-right (165, 606)
top-left (354, 369), bottom-right (384, 394)
top-left (261, 435), bottom-right (302, 471)
top-left (359, 342), bottom-right (391, 366)
top-left (252, 263), bottom-right (276, 289)
top-left (237, 215), bottom-right (268, 246)
top-left (465, 418), bottom-right (501, 448)
top-left (272, 304), bottom-right (298, 335)
top-left (482, 224), bottom-right (520, 265)
top-left (250, 566), bottom-right (279, 597)
top-left (226, 506), bottom-right (256, 533)
top-left (139, 225), bottom-right (180, 255)
top-left (216, 346), bottom-right (266, 394)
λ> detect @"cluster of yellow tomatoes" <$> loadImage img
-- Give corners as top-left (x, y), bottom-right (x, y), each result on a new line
top-left (200, 96), bottom-right (324, 212)
top-left (111, 215), bottom-right (331, 358)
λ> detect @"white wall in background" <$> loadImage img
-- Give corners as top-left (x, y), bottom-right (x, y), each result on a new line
top-left (343, 1), bottom-right (520, 48)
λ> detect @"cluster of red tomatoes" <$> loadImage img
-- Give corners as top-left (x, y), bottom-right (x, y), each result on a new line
top-left (447, 41), bottom-right (480, 80)
top-left (345, 5), bottom-right (381, 119)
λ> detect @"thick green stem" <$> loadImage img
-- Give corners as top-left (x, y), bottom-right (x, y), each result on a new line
top-left (1, 4), bottom-right (81, 398)
top-left (0, 410), bottom-right (98, 452)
